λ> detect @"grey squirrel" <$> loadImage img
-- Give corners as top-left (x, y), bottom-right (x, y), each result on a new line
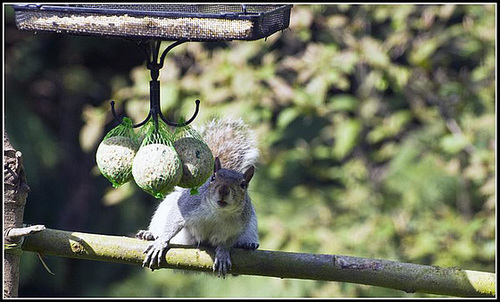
top-left (136, 117), bottom-right (259, 277)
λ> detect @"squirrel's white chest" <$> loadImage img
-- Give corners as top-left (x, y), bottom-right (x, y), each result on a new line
top-left (185, 213), bottom-right (243, 246)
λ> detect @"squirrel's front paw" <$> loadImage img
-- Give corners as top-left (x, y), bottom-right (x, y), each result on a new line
top-left (136, 230), bottom-right (155, 241)
top-left (142, 239), bottom-right (169, 271)
top-left (213, 246), bottom-right (232, 278)
top-left (234, 242), bottom-right (259, 250)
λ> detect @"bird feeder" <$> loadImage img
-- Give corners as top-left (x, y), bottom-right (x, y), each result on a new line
top-left (13, 4), bottom-right (292, 128)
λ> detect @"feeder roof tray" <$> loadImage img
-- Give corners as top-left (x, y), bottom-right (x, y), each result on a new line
top-left (13, 4), bottom-right (292, 41)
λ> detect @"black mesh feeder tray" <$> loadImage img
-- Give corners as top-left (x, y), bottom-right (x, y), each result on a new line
top-left (13, 4), bottom-right (293, 127)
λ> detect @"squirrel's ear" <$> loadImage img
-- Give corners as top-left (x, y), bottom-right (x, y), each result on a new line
top-left (214, 157), bottom-right (221, 173)
top-left (243, 166), bottom-right (254, 183)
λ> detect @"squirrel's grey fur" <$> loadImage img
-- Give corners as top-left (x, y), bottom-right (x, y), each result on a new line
top-left (136, 117), bottom-right (259, 277)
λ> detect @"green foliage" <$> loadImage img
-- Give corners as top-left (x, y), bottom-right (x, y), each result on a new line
top-left (4, 3), bottom-right (495, 298)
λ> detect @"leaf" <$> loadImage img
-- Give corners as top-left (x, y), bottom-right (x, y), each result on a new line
top-left (360, 37), bottom-right (390, 68)
top-left (367, 110), bottom-right (412, 143)
top-left (408, 37), bottom-right (440, 68)
top-left (305, 75), bottom-right (329, 104)
top-left (277, 107), bottom-right (301, 130)
top-left (79, 104), bottom-right (107, 153)
top-left (333, 118), bottom-right (362, 160)
top-left (439, 134), bottom-right (470, 154)
top-left (102, 182), bottom-right (135, 206)
top-left (328, 94), bottom-right (359, 112)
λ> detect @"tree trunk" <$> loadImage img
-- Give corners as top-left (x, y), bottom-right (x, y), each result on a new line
top-left (3, 131), bottom-right (30, 298)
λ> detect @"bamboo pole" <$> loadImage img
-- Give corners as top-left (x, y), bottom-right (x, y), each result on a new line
top-left (20, 228), bottom-right (495, 297)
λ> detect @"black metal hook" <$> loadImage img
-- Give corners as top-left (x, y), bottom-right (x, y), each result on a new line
top-left (160, 99), bottom-right (200, 127)
top-left (109, 39), bottom-right (200, 129)
top-left (110, 99), bottom-right (200, 128)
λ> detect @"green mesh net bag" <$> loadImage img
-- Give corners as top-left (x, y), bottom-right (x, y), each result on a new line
top-left (173, 123), bottom-right (214, 195)
top-left (132, 119), bottom-right (182, 199)
top-left (96, 117), bottom-right (139, 188)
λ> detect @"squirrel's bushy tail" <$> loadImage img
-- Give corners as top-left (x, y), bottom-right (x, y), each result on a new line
top-left (197, 117), bottom-right (259, 173)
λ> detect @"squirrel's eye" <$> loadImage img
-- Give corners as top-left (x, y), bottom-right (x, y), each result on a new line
top-left (210, 175), bottom-right (216, 182)
top-left (240, 181), bottom-right (246, 189)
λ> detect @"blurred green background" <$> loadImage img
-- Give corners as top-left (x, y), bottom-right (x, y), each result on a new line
top-left (4, 4), bottom-right (496, 298)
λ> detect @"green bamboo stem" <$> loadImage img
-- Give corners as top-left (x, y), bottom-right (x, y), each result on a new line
top-left (20, 228), bottom-right (495, 297)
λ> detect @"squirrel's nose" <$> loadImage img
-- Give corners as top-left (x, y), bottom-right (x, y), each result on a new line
top-left (218, 185), bottom-right (230, 199)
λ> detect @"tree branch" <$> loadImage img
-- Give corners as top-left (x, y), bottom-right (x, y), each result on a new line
top-left (20, 228), bottom-right (494, 297)
top-left (4, 131), bottom-right (30, 298)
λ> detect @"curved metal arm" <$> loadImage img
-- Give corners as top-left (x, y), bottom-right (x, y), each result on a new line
top-left (159, 40), bottom-right (187, 69)
top-left (132, 111), bottom-right (152, 128)
top-left (110, 100), bottom-right (122, 123)
top-left (159, 99), bottom-right (200, 127)
top-left (109, 99), bottom-right (200, 128)
top-left (132, 39), bottom-right (187, 72)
